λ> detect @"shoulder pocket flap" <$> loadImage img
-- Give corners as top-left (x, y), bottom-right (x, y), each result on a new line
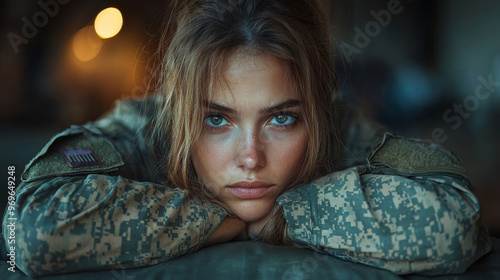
top-left (22, 130), bottom-right (124, 182)
top-left (368, 133), bottom-right (470, 179)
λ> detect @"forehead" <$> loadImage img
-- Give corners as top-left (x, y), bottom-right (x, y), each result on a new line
top-left (210, 52), bottom-right (298, 107)
top-left (225, 51), bottom-right (283, 77)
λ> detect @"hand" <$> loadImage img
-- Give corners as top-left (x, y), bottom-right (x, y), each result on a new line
top-left (204, 217), bottom-right (248, 247)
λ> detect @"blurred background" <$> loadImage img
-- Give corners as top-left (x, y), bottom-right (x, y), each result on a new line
top-left (0, 0), bottom-right (499, 237)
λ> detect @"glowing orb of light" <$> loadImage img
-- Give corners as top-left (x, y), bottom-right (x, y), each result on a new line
top-left (94, 7), bottom-right (123, 39)
top-left (72, 26), bottom-right (103, 62)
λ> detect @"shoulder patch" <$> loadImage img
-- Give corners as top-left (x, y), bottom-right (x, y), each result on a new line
top-left (22, 131), bottom-right (124, 182)
top-left (368, 133), bottom-right (470, 179)
top-left (60, 147), bottom-right (102, 167)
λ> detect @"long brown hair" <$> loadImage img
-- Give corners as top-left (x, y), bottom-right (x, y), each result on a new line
top-left (151, 0), bottom-right (343, 244)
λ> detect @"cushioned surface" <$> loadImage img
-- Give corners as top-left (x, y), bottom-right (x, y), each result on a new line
top-left (1, 238), bottom-right (499, 280)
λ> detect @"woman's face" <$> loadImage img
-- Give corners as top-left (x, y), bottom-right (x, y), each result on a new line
top-left (192, 53), bottom-right (308, 223)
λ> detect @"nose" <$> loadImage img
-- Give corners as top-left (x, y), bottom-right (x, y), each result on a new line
top-left (235, 129), bottom-right (266, 170)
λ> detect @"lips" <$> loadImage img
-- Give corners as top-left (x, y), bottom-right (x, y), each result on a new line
top-left (226, 181), bottom-right (274, 199)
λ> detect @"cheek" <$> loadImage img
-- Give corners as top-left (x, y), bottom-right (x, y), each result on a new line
top-left (192, 138), bottom-right (232, 190)
top-left (268, 131), bottom-right (308, 181)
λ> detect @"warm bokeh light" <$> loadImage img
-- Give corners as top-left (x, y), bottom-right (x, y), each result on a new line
top-left (72, 26), bottom-right (103, 62)
top-left (94, 7), bottom-right (123, 39)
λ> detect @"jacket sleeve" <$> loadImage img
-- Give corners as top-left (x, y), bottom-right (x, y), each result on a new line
top-left (2, 117), bottom-right (226, 277)
top-left (277, 133), bottom-right (492, 275)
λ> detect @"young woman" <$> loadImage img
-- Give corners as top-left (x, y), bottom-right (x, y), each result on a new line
top-left (3, 0), bottom-right (491, 277)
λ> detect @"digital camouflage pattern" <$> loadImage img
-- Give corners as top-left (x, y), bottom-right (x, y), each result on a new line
top-left (2, 96), bottom-right (492, 277)
top-left (3, 97), bottom-right (227, 277)
top-left (278, 166), bottom-right (492, 275)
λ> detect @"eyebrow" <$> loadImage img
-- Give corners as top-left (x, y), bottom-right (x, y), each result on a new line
top-left (260, 99), bottom-right (300, 114)
top-left (205, 99), bottom-right (300, 114)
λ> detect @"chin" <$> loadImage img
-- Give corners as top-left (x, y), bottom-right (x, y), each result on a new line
top-left (230, 200), bottom-right (274, 222)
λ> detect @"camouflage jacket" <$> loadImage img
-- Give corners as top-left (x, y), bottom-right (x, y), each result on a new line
top-left (2, 96), bottom-right (492, 277)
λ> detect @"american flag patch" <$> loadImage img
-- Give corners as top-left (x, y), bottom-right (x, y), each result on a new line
top-left (61, 148), bottom-right (102, 168)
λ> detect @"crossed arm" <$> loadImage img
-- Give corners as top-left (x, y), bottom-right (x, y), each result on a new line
top-left (5, 165), bottom-right (491, 277)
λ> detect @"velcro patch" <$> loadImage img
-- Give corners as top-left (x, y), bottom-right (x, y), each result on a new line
top-left (369, 133), bottom-right (470, 179)
top-left (22, 131), bottom-right (124, 182)
top-left (61, 148), bottom-right (101, 167)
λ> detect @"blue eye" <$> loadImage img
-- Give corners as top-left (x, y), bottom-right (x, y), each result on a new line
top-left (206, 114), bottom-right (229, 127)
top-left (269, 113), bottom-right (296, 126)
